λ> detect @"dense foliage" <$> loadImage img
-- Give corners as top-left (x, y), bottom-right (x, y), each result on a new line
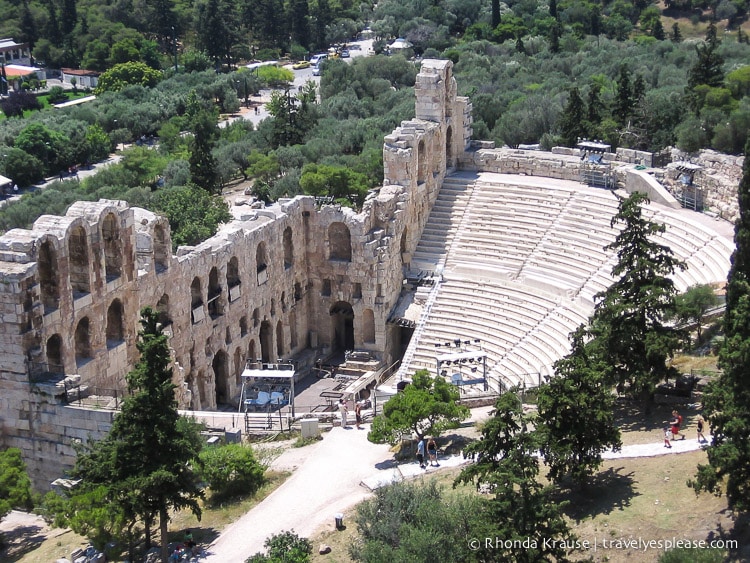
top-left (691, 139), bottom-right (750, 511)
top-left (51, 308), bottom-right (204, 562)
top-left (246, 530), bottom-right (313, 563)
top-left (199, 444), bottom-right (266, 503)
top-left (350, 480), bottom-right (488, 563)
top-left (0, 447), bottom-right (34, 519)
top-left (367, 369), bottom-right (470, 444)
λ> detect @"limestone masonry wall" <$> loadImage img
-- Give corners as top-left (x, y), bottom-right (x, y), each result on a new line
top-left (1, 58), bottom-right (741, 489)
top-left (0, 59), bottom-right (472, 489)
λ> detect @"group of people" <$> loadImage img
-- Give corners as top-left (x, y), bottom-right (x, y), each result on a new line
top-left (338, 397), bottom-right (364, 429)
top-left (416, 437), bottom-right (439, 468)
top-left (169, 530), bottom-right (197, 561)
top-left (664, 410), bottom-right (707, 448)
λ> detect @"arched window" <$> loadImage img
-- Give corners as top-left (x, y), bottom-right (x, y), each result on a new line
top-left (102, 213), bottom-right (122, 281)
top-left (328, 222), bottom-right (352, 262)
top-left (191, 277), bottom-right (204, 323)
top-left (69, 226), bottom-right (91, 297)
top-left (106, 299), bottom-right (125, 347)
top-left (283, 227), bottom-right (293, 269)
top-left (240, 316), bottom-right (248, 337)
top-left (363, 308), bottom-right (376, 343)
top-left (46, 334), bottom-right (63, 373)
top-left (38, 240), bottom-right (60, 313)
top-left (213, 350), bottom-right (229, 405)
top-left (234, 347), bottom-right (243, 387)
top-left (75, 317), bottom-right (92, 365)
top-left (417, 139), bottom-right (426, 184)
top-left (227, 256), bottom-right (241, 291)
top-left (257, 242), bottom-right (268, 284)
top-left (208, 267), bottom-right (224, 318)
top-left (153, 224), bottom-right (169, 273)
top-left (156, 294), bottom-right (171, 327)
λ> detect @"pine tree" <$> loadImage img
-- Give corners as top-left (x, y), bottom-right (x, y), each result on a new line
top-left (515, 36), bottom-right (526, 55)
top-left (690, 139), bottom-right (750, 511)
top-left (558, 86), bottom-right (586, 147)
top-left (586, 82), bottom-right (603, 127)
top-left (614, 65), bottom-right (634, 126)
top-left (688, 21), bottom-right (725, 89)
top-left (589, 192), bottom-right (686, 409)
top-left (537, 327), bottom-right (622, 486)
top-left (670, 22), bottom-right (682, 43)
top-left (652, 18), bottom-right (665, 40)
top-left (19, 2), bottom-right (38, 49)
top-left (71, 308), bottom-right (204, 562)
top-left (61, 0), bottom-right (77, 36)
top-left (492, 0), bottom-right (501, 28)
top-left (186, 91), bottom-right (220, 193)
top-left (455, 392), bottom-right (575, 562)
top-left (549, 21), bottom-right (561, 54)
top-left (549, 0), bottom-right (558, 20)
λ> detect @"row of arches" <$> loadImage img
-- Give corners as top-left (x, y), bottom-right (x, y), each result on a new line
top-left (38, 213), bottom-right (129, 313)
top-left (46, 299), bottom-right (126, 371)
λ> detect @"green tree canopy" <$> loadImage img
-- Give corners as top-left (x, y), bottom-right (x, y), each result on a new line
top-left (536, 326), bottom-right (622, 486)
top-left (0, 447), bottom-right (34, 519)
top-left (691, 139), bottom-right (750, 511)
top-left (672, 284), bottom-right (721, 342)
top-left (367, 369), bottom-right (469, 444)
top-left (589, 191), bottom-right (686, 408)
top-left (95, 62), bottom-right (163, 94)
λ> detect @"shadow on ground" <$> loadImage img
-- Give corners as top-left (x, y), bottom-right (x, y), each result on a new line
top-left (555, 466), bottom-right (637, 523)
top-left (1, 524), bottom-right (49, 562)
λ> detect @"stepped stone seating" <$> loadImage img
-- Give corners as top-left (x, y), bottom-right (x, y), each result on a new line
top-left (401, 172), bottom-right (733, 391)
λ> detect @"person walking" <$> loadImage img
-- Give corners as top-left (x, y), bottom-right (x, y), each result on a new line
top-left (663, 427), bottom-right (672, 448)
top-left (697, 415), bottom-right (707, 443)
top-left (416, 437), bottom-right (426, 469)
top-left (338, 397), bottom-right (349, 428)
top-left (670, 410), bottom-right (685, 440)
top-left (355, 402), bottom-right (363, 429)
top-left (427, 437), bottom-right (438, 466)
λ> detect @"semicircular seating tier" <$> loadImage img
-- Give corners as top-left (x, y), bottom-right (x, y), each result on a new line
top-left (401, 171), bottom-right (734, 392)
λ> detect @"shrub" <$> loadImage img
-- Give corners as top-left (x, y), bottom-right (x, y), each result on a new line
top-left (199, 444), bottom-right (266, 503)
top-left (246, 530), bottom-right (312, 563)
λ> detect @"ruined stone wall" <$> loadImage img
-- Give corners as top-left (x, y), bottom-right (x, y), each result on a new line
top-left (0, 59), bottom-right (471, 489)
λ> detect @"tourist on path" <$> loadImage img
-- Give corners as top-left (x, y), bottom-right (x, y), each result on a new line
top-left (670, 410), bottom-right (685, 440)
top-left (355, 402), bottom-right (363, 429)
top-left (416, 437), bottom-right (426, 468)
top-left (663, 428), bottom-right (672, 448)
top-left (697, 415), bottom-right (707, 443)
top-left (339, 397), bottom-right (349, 428)
top-left (427, 437), bottom-right (438, 466)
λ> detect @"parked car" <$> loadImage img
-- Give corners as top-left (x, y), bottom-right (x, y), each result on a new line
top-left (309, 53), bottom-right (328, 66)
top-left (340, 49), bottom-right (350, 58)
top-left (312, 65), bottom-right (322, 76)
top-left (292, 61), bottom-right (311, 69)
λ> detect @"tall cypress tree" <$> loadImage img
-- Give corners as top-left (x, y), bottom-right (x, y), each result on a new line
top-left (691, 140), bottom-right (750, 511)
top-left (589, 192), bottom-right (686, 410)
top-left (558, 86), bottom-right (586, 147)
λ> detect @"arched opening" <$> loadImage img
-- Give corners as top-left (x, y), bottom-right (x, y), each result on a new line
top-left (252, 308), bottom-right (260, 327)
top-left (276, 319), bottom-right (284, 357)
top-left (234, 347), bottom-right (243, 387)
top-left (69, 226), bottom-right (90, 297)
top-left (106, 299), bottom-right (125, 347)
top-left (240, 316), bottom-right (248, 337)
top-left (191, 277), bottom-right (203, 323)
top-left (74, 317), bottom-right (92, 366)
top-left (38, 240), bottom-right (60, 313)
top-left (153, 224), bottom-right (169, 273)
top-left (363, 308), bottom-right (376, 344)
top-left (330, 301), bottom-right (354, 351)
top-left (446, 125), bottom-right (453, 168)
top-left (46, 334), bottom-right (63, 373)
top-left (283, 227), bottom-right (293, 269)
top-left (208, 267), bottom-right (224, 318)
top-left (102, 213), bottom-right (122, 281)
top-left (328, 222), bottom-right (352, 262)
top-left (227, 256), bottom-right (240, 301)
top-left (417, 139), bottom-right (426, 184)
top-left (197, 369), bottom-right (206, 409)
top-left (289, 310), bottom-right (298, 349)
top-left (259, 321), bottom-right (273, 363)
top-left (156, 294), bottom-right (171, 327)
top-left (213, 350), bottom-right (229, 405)
top-left (225, 327), bottom-right (232, 344)
top-left (256, 242), bottom-right (268, 284)
top-left (248, 339), bottom-right (257, 363)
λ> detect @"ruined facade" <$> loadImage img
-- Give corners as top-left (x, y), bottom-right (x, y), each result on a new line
top-left (0, 60), bottom-right (470, 488)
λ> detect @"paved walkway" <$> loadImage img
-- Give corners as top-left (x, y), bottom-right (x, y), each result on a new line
top-left (202, 407), bottom-right (709, 562)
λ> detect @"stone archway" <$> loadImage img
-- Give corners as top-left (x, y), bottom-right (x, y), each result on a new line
top-left (46, 334), bottom-right (63, 373)
top-left (213, 350), bottom-right (230, 405)
top-left (259, 321), bottom-right (273, 363)
top-left (38, 241), bottom-right (59, 313)
top-left (330, 301), bottom-right (354, 351)
top-left (106, 299), bottom-right (125, 347)
top-left (276, 319), bottom-right (284, 357)
top-left (69, 226), bottom-right (90, 297)
top-left (102, 212), bottom-right (122, 281)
